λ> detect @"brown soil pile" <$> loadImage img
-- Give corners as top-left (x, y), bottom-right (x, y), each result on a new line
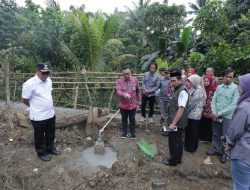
top-left (0, 109), bottom-right (232, 190)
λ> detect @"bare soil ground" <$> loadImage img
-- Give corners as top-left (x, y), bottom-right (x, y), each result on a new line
top-left (0, 105), bottom-right (232, 190)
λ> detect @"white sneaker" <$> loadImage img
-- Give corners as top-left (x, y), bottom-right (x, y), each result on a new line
top-left (148, 117), bottom-right (154, 124)
top-left (139, 117), bottom-right (146, 123)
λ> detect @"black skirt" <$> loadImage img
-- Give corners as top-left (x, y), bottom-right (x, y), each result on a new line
top-left (199, 117), bottom-right (212, 142)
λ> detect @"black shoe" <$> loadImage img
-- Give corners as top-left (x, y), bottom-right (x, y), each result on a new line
top-left (38, 154), bottom-right (51, 162)
top-left (220, 154), bottom-right (227, 164)
top-left (206, 150), bottom-right (221, 156)
top-left (121, 134), bottom-right (128, 139)
top-left (47, 149), bottom-right (61, 156)
top-left (160, 118), bottom-right (165, 124)
top-left (162, 159), bottom-right (177, 166)
top-left (162, 131), bottom-right (169, 137)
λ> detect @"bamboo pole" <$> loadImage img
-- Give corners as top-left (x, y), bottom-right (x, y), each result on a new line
top-left (4, 56), bottom-right (14, 129)
top-left (73, 85), bottom-right (79, 111)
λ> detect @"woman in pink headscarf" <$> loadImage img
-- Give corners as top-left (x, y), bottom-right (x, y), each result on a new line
top-left (187, 68), bottom-right (196, 77)
top-left (199, 75), bottom-right (216, 142)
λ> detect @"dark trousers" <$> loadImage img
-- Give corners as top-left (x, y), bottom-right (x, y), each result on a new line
top-left (31, 115), bottom-right (56, 156)
top-left (141, 94), bottom-right (155, 118)
top-left (168, 129), bottom-right (183, 164)
top-left (120, 108), bottom-right (136, 138)
top-left (185, 119), bottom-right (200, 152)
top-left (199, 117), bottom-right (212, 142)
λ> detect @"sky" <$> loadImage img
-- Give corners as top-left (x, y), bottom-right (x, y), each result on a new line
top-left (15, 0), bottom-right (195, 13)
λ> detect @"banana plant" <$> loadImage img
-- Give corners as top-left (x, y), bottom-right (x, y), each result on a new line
top-left (172, 26), bottom-right (193, 67)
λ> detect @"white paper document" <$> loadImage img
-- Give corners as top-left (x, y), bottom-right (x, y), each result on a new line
top-left (163, 126), bottom-right (178, 132)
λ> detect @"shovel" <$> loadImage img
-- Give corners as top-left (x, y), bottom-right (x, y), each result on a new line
top-left (94, 109), bottom-right (120, 155)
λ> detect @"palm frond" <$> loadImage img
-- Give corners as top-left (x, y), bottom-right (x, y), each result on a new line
top-left (75, 10), bottom-right (102, 69)
top-left (60, 42), bottom-right (81, 70)
top-left (102, 14), bottom-right (122, 44)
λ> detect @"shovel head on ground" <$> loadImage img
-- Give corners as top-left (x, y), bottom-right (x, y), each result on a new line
top-left (87, 106), bottom-right (98, 124)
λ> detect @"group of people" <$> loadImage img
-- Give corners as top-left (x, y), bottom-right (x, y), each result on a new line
top-left (22, 62), bottom-right (250, 189)
top-left (115, 63), bottom-right (250, 189)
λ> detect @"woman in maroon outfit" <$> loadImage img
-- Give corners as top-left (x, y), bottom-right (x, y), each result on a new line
top-left (199, 75), bottom-right (216, 142)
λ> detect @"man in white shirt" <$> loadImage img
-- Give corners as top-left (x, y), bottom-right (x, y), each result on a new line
top-left (163, 69), bottom-right (189, 166)
top-left (22, 63), bottom-right (60, 161)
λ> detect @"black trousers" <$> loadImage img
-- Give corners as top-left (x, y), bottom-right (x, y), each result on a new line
top-left (199, 117), bottom-right (212, 142)
top-left (141, 94), bottom-right (155, 118)
top-left (168, 128), bottom-right (183, 164)
top-left (31, 115), bottom-right (56, 156)
top-left (120, 108), bottom-right (136, 138)
top-left (185, 119), bottom-right (200, 152)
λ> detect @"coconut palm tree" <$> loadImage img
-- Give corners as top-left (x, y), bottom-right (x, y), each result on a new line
top-left (61, 10), bottom-right (122, 70)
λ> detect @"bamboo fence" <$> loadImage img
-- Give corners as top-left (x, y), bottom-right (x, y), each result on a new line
top-left (0, 71), bottom-right (144, 111)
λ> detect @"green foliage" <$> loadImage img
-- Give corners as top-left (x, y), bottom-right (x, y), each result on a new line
top-left (18, 0), bottom-right (65, 68)
top-left (109, 54), bottom-right (137, 72)
top-left (65, 10), bottom-right (122, 70)
top-left (137, 138), bottom-right (155, 157)
top-left (187, 52), bottom-right (205, 74)
top-left (193, 0), bottom-right (228, 48)
top-left (140, 51), bottom-right (160, 72)
top-left (141, 2), bottom-right (186, 47)
top-left (203, 41), bottom-right (241, 75)
top-left (188, 0), bottom-right (207, 14)
top-left (171, 58), bottom-right (183, 68)
top-left (12, 55), bottom-right (36, 73)
top-left (155, 57), bottom-right (169, 74)
top-left (173, 27), bottom-right (192, 58)
top-left (0, 0), bottom-right (20, 50)
top-left (225, 0), bottom-right (250, 22)
top-left (1, 0), bottom-right (250, 77)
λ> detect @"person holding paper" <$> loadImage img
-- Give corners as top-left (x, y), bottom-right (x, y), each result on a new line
top-left (163, 69), bottom-right (189, 166)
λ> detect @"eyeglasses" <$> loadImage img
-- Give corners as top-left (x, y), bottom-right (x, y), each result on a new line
top-left (41, 71), bottom-right (50, 75)
top-left (123, 73), bottom-right (130, 76)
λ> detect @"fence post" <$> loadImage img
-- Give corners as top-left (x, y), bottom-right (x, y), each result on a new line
top-left (4, 56), bottom-right (14, 129)
top-left (73, 85), bottom-right (79, 111)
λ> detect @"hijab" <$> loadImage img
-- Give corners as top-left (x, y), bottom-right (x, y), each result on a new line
top-left (203, 75), bottom-right (216, 97)
top-left (237, 73), bottom-right (250, 106)
top-left (188, 74), bottom-right (207, 105)
top-left (187, 68), bottom-right (195, 75)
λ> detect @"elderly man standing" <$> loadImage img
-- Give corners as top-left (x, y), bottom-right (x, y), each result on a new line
top-left (207, 68), bottom-right (239, 163)
top-left (22, 63), bottom-right (61, 162)
top-left (116, 66), bottom-right (141, 140)
top-left (163, 69), bottom-right (189, 166)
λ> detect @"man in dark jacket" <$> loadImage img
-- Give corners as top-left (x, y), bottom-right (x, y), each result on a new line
top-left (163, 69), bottom-right (189, 166)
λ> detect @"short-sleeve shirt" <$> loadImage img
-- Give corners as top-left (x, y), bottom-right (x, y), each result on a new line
top-left (22, 75), bottom-right (55, 121)
top-left (178, 90), bottom-right (188, 107)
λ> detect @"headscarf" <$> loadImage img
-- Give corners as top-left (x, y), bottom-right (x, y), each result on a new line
top-left (187, 68), bottom-right (195, 75)
top-left (237, 73), bottom-right (250, 106)
top-left (188, 74), bottom-right (201, 88)
top-left (203, 75), bottom-right (216, 97)
top-left (188, 74), bottom-right (207, 105)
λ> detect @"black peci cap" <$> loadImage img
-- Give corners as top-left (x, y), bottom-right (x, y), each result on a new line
top-left (36, 63), bottom-right (51, 72)
top-left (169, 68), bottom-right (181, 77)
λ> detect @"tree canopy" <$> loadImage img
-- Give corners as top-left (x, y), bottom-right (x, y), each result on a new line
top-left (0, 0), bottom-right (249, 74)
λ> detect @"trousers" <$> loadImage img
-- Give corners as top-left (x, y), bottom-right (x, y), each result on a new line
top-left (31, 115), bottom-right (56, 156)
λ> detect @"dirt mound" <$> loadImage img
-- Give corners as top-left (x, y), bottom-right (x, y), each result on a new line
top-left (0, 108), bottom-right (232, 190)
